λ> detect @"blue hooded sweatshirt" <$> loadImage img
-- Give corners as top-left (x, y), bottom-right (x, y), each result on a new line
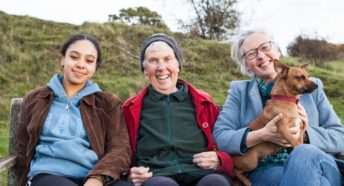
top-left (29, 74), bottom-right (101, 179)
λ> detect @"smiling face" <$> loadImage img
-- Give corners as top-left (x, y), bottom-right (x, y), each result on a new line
top-left (143, 41), bottom-right (180, 95)
top-left (60, 40), bottom-right (97, 89)
top-left (241, 33), bottom-right (280, 82)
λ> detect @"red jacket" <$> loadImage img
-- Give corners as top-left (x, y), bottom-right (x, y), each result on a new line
top-left (121, 80), bottom-right (233, 176)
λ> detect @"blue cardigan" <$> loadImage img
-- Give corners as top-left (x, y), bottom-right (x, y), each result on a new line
top-left (213, 76), bottom-right (344, 155)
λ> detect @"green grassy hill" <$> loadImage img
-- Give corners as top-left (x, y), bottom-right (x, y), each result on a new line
top-left (0, 11), bottom-right (343, 156)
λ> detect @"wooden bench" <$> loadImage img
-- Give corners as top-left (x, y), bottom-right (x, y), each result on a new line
top-left (0, 98), bottom-right (344, 185)
top-left (0, 98), bottom-right (21, 186)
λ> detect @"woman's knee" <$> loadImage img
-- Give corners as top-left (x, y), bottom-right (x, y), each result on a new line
top-left (289, 144), bottom-right (331, 162)
top-left (282, 144), bottom-right (341, 186)
top-left (196, 174), bottom-right (231, 186)
top-left (143, 176), bottom-right (179, 186)
top-left (31, 174), bottom-right (80, 186)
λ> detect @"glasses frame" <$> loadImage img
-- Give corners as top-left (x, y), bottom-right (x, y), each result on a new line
top-left (241, 41), bottom-right (273, 60)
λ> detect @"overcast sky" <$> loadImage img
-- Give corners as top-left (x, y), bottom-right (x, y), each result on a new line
top-left (2, 0), bottom-right (344, 55)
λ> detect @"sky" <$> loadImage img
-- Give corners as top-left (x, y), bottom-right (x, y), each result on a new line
top-left (2, 0), bottom-right (344, 55)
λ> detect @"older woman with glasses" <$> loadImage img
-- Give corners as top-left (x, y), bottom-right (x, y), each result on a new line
top-left (213, 30), bottom-right (344, 186)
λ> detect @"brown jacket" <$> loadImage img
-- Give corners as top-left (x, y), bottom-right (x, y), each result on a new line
top-left (16, 86), bottom-right (131, 186)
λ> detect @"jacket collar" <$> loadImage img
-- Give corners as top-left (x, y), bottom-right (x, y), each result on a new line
top-left (122, 79), bottom-right (212, 107)
top-left (248, 76), bottom-right (264, 113)
top-left (181, 79), bottom-right (213, 105)
top-left (148, 82), bottom-right (189, 102)
top-left (82, 93), bottom-right (96, 106)
top-left (37, 87), bottom-right (54, 98)
top-left (122, 87), bottom-right (148, 106)
top-left (38, 86), bottom-right (96, 106)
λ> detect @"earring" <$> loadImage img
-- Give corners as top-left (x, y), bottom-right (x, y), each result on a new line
top-left (60, 65), bottom-right (64, 71)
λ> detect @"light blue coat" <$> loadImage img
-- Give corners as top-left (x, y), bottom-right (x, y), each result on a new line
top-left (213, 76), bottom-right (344, 155)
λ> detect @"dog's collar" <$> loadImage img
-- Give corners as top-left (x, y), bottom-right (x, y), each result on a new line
top-left (271, 95), bottom-right (299, 104)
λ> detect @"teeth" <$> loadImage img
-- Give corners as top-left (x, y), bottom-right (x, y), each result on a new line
top-left (259, 61), bottom-right (270, 67)
top-left (157, 75), bottom-right (169, 80)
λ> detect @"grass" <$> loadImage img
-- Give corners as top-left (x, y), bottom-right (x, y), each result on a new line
top-left (1, 170), bottom-right (8, 185)
top-left (0, 121), bottom-right (9, 155)
top-left (0, 11), bottom-right (343, 159)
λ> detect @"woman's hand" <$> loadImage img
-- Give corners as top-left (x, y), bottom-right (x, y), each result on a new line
top-left (193, 151), bottom-right (220, 170)
top-left (128, 166), bottom-right (153, 186)
top-left (261, 106), bottom-right (308, 147)
top-left (260, 113), bottom-right (293, 147)
top-left (84, 177), bottom-right (103, 186)
top-left (298, 104), bottom-right (309, 131)
top-left (286, 105), bottom-right (309, 142)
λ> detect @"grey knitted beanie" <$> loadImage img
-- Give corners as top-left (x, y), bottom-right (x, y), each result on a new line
top-left (139, 33), bottom-right (182, 72)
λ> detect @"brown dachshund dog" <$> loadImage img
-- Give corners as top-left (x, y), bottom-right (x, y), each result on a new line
top-left (233, 59), bottom-right (318, 186)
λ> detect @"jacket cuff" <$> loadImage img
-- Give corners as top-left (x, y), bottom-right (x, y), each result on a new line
top-left (240, 128), bottom-right (251, 153)
top-left (215, 151), bottom-right (234, 177)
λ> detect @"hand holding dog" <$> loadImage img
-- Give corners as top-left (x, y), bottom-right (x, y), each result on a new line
top-left (193, 151), bottom-right (220, 170)
top-left (298, 104), bottom-right (309, 130)
top-left (261, 107), bottom-right (308, 147)
top-left (129, 166), bottom-right (153, 186)
top-left (260, 113), bottom-right (292, 147)
top-left (286, 105), bottom-right (309, 144)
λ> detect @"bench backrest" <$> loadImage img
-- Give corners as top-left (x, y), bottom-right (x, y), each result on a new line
top-left (8, 98), bottom-right (22, 186)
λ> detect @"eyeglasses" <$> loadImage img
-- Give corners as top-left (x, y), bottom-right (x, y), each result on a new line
top-left (241, 41), bottom-right (273, 60)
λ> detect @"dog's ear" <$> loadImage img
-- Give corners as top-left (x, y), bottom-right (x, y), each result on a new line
top-left (273, 59), bottom-right (289, 78)
top-left (300, 63), bottom-right (309, 69)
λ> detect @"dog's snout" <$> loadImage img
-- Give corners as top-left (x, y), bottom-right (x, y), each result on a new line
top-left (313, 83), bottom-right (318, 89)
top-left (309, 81), bottom-right (318, 90)
top-left (302, 82), bottom-right (318, 93)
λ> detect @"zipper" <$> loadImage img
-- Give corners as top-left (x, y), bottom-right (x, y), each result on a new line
top-left (65, 101), bottom-right (71, 110)
top-left (166, 96), bottom-right (181, 172)
top-left (166, 96), bottom-right (173, 148)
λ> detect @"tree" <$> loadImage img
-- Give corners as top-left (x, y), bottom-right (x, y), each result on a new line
top-left (185, 0), bottom-right (240, 40)
top-left (287, 35), bottom-right (338, 66)
top-left (108, 7), bottom-right (167, 28)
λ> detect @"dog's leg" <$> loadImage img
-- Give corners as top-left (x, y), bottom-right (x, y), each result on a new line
top-left (232, 178), bottom-right (241, 186)
top-left (233, 151), bottom-right (260, 186)
top-left (277, 118), bottom-right (302, 147)
top-left (298, 121), bottom-right (306, 144)
top-left (234, 170), bottom-right (252, 186)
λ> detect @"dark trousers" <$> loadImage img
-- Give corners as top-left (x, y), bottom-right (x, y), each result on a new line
top-left (142, 173), bottom-right (232, 186)
top-left (30, 174), bottom-right (133, 186)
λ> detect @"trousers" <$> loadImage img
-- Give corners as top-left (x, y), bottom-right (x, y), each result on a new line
top-left (248, 144), bottom-right (341, 186)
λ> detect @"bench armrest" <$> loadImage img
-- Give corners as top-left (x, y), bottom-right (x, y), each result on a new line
top-left (0, 155), bottom-right (16, 173)
top-left (336, 152), bottom-right (344, 160)
top-left (336, 152), bottom-right (344, 170)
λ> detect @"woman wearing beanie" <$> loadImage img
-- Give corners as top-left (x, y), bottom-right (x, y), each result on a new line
top-left (16, 34), bottom-right (132, 186)
top-left (122, 33), bottom-right (233, 186)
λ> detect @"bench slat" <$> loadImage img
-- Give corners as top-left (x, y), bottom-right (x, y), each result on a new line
top-left (0, 156), bottom-right (16, 173)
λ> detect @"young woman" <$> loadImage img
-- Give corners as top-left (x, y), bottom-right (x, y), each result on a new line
top-left (16, 34), bottom-right (132, 186)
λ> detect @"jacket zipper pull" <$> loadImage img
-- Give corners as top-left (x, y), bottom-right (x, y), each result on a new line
top-left (65, 102), bottom-right (71, 110)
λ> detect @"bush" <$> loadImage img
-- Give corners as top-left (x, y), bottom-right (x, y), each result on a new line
top-left (287, 35), bottom-right (342, 66)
